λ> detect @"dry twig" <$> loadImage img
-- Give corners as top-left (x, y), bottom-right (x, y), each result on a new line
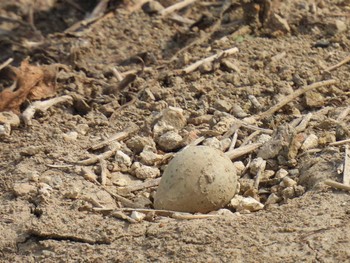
top-left (77, 143), bottom-right (120, 165)
top-left (324, 179), bottom-right (350, 192)
top-left (117, 178), bottom-right (161, 193)
top-left (343, 145), bottom-right (350, 185)
top-left (160, 0), bottom-right (198, 17)
top-left (0, 58), bottom-right (13, 71)
top-left (225, 143), bottom-right (262, 160)
top-left (99, 159), bottom-right (109, 186)
top-left (22, 95), bottom-right (73, 125)
top-left (257, 79), bottom-right (337, 120)
top-left (181, 47), bottom-right (239, 74)
top-left (324, 55), bottom-right (350, 72)
top-left (94, 207), bottom-right (219, 220)
top-left (91, 125), bottom-right (138, 150)
top-left (329, 139), bottom-right (350, 146)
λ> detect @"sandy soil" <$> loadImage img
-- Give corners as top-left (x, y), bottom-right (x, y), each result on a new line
top-left (1, 0), bottom-right (350, 262)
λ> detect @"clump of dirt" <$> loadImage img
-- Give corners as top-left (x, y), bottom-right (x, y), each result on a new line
top-left (1, 0), bottom-right (350, 262)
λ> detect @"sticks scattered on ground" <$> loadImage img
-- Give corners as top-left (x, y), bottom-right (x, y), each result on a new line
top-left (329, 139), bottom-right (350, 147)
top-left (324, 55), bottom-right (350, 72)
top-left (22, 95), bottom-right (73, 125)
top-left (77, 143), bottom-right (120, 165)
top-left (343, 145), bottom-right (350, 185)
top-left (117, 178), bottom-right (161, 193)
top-left (181, 47), bottom-right (239, 74)
top-left (257, 79), bottom-right (338, 120)
top-left (87, 0), bottom-right (109, 20)
top-left (160, 0), bottom-right (198, 17)
top-left (324, 179), bottom-right (350, 192)
top-left (225, 143), bottom-right (262, 160)
top-left (91, 125), bottom-right (138, 150)
top-left (93, 207), bottom-right (219, 221)
top-left (0, 58), bottom-right (13, 71)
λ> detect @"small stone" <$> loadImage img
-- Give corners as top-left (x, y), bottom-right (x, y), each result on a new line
top-left (212, 115), bottom-right (236, 135)
top-left (301, 134), bottom-right (318, 150)
top-left (269, 13), bottom-right (290, 33)
top-left (220, 137), bottom-right (231, 152)
top-left (229, 195), bottom-right (244, 208)
top-left (76, 124), bottom-right (89, 135)
top-left (230, 104), bottom-right (248, 118)
top-left (280, 176), bottom-right (297, 187)
top-left (326, 20), bottom-right (347, 35)
top-left (157, 107), bottom-right (186, 131)
top-left (230, 195), bottom-right (264, 212)
top-left (27, 171), bottom-right (40, 182)
top-left (256, 134), bottom-right (272, 144)
top-left (110, 172), bottom-right (140, 186)
top-left (156, 130), bottom-right (183, 152)
top-left (261, 170), bottom-right (275, 181)
top-left (238, 178), bottom-right (254, 194)
top-left (114, 150), bottom-right (132, 172)
top-left (239, 197), bottom-right (264, 212)
top-left (275, 168), bottom-right (288, 179)
top-left (281, 186), bottom-right (295, 200)
top-left (0, 124), bottom-right (10, 137)
top-left (140, 147), bottom-right (163, 166)
top-left (233, 161), bottom-right (245, 176)
top-left (142, 1), bottom-right (164, 14)
top-left (64, 185), bottom-right (81, 199)
top-left (305, 91), bottom-right (324, 108)
top-left (288, 169), bottom-right (299, 177)
top-left (126, 136), bottom-right (156, 154)
top-left (63, 131), bottom-right (78, 141)
top-left (132, 162), bottom-right (160, 179)
top-left (213, 99), bottom-right (232, 112)
top-left (250, 157), bottom-right (266, 175)
top-left (39, 175), bottom-right (62, 189)
top-left (202, 137), bottom-right (221, 149)
top-left (199, 61), bottom-right (213, 73)
top-left (38, 183), bottom-right (53, 197)
top-left (293, 185), bottom-right (305, 197)
top-left (0, 111), bottom-right (20, 127)
top-left (130, 211), bottom-right (146, 222)
top-left (265, 193), bottom-right (281, 205)
top-left (12, 183), bottom-right (37, 197)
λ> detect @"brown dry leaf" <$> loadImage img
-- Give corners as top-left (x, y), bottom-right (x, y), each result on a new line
top-left (0, 59), bottom-right (57, 114)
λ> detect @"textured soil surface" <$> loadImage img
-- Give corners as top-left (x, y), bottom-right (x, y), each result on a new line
top-left (1, 0), bottom-right (350, 262)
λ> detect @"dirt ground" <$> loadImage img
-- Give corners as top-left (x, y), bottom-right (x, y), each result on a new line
top-left (1, 0), bottom-right (350, 262)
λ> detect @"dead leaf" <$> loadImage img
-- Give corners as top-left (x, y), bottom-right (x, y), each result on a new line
top-left (0, 59), bottom-right (57, 114)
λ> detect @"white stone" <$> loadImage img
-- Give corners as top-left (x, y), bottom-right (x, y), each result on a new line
top-left (130, 211), bottom-right (146, 222)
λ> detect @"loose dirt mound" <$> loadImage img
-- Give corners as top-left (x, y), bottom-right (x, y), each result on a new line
top-left (1, 0), bottom-right (350, 262)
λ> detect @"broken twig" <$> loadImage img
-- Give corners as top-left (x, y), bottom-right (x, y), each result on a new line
top-left (324, 179), bottom-right (350, 192)
top-left (0, 58), bottom-right (13, 71)
top-left (77, 143), bottom-right (120, 165)
top-left (160, 0), bottom-right (198, 17)
top-left (324, 55), bottom-right (350, 72)
top-left (181, 47), bottom-right (239, 74)
top-left (257, 79), bottom-right (337, 120)
top-left (91, 125), bottom-right (138, 150)
top-left (225, 143), bottom-right (262, 160)
top-left (343, 145), bottom-right (350, 185)
top-left (22, 95), bottom-right (73, 125)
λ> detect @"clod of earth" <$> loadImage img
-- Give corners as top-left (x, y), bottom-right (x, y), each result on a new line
top-left (154, 146), bottom-right (238, 213)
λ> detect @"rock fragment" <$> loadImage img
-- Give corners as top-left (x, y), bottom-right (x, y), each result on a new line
top-left (12, 183), bottom-right (37, 197)
top-left (132, 162), bottom-right (160, 179)
top-left (126, 136), bottom-right (156, 154)
top-left (156, 130), bottom-right (183, 152)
